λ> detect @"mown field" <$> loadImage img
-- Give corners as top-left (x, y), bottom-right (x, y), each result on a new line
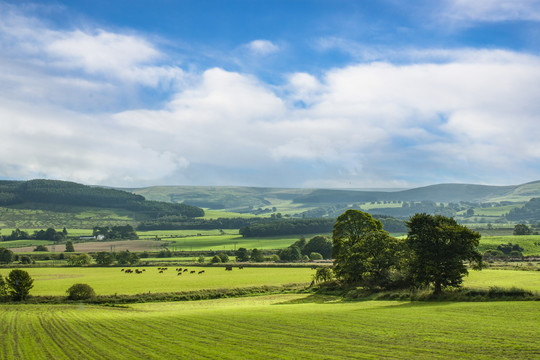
top-left (0, 295), bottom-right (538, 359)
top-left (0, 267), bottom-right (315, 296)
top-left (0, 267), bottom-right (538, 297)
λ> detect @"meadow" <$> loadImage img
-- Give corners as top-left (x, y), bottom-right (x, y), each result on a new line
top-left (0, 296), bottom-right (538, 359)
top-left (0, 267), bottom-right (315, 296)
top-left (0, 267), bottom-right (538, 297)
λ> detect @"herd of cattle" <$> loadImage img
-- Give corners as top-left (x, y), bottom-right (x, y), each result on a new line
top-left (120, 266), bottom-right (244, 275)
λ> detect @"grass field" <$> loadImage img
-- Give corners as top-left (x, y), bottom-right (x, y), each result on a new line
top-left (0, 296), bottom-right (538, 359)
top-left (0, 267), bottom-right (315, 296)
top-left (0, 267), bottom-right (538, 297)
top-left (478, 235), bottom-right (540, 255)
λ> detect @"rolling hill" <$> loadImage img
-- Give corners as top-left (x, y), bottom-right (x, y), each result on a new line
top-left (130, 181), bottom-right (540, 211)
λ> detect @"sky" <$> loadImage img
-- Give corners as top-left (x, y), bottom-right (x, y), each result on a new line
top-left (1, 0), bottom-right (540, 189)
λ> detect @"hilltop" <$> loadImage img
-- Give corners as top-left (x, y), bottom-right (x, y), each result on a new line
top-left (0, 179), bottom-right (204, 229)
top-left (130, 181), bottom-right (540, 210)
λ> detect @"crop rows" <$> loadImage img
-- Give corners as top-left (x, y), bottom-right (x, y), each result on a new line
top-left (0, 296), bottom-right (539, 359)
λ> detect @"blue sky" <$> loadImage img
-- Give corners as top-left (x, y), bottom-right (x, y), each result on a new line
top-left (1, 0), bottom-right (540, 189)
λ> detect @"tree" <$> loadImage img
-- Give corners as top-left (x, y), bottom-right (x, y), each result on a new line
top-left (332, 210), bottom-right (395, 285)
top-left (33, 245), bottom-right (48, 252)
top-left (236, 248), bottom-right (250, 262)
top-left (6, 269), bottom-right (34, 300)
top-left (250, 248), bottom-right (264, 262)
top-left (313, 267), bottom-right (334, 283)
top-left (217, 253), bottom-right (229, 263)
top-left (67, 253), bottom-right (91, 266)
top-left (65, 241), bottom-right (75, 252)
top-left (302, 235), bottom-right (333, 259)
top-left (0, 274), bottom-right (7, 297)
top-left (513, 224), bottom-right (532, 235)
top-left (210, 255), bottom-right (222, 264)
top-left (406, 213), bottom-right (483, 294)
top-left (95, 252), bottom-right (115, 265)
top-left (277, 245), bottom-right (302, 261)
top-left (66, 283), bottom-right (96, 300)
top-left (116, 250), bottom-right (138, 265)
top-left (0, 248), bottom-right (14, 264)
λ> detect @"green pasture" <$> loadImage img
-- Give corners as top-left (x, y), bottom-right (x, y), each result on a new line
top-left (0, 267), bottom-right (314, 296)
top-left (464, 269), bottom-right (540, 291)
top-left (479, 235), bottom-right (540, 255)
top-left (0, 267), bottom-right (538, 297)
top-left (164, 234), bottom-right (312, 251)
top-left (0, 296), bottom-right (538, 359)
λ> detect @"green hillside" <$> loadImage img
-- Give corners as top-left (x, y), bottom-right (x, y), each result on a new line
top-left (131, 181), bottom-right (540, 212)
top-left (0, 179), bottom-right (204, 228)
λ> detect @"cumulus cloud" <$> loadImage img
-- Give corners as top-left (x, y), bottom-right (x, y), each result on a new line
top-left (245, 39), bottom-right (280, 56)
top-left (1, 4), bottom-right (540, 188)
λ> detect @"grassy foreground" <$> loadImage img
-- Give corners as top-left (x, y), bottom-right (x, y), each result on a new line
top-left (1, 295), bottom-right (538, 359)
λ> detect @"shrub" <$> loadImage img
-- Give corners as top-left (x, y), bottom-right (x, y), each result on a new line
top-left (33, 245), bottom-right (48, 252)
top-left (217, 252), bottom-right (229, 263)
top-left (20, 256), bottom-right (32, 264)
top-left (310, 252), bottom-right (323, 261)
top-left (197, 255), bottom-right (206, 263)
top-left (67, 283), bottom-right (96, 300)
top-left (210, 255), bottom-right (221, 264)
top-left (269, 254), bottom-right (280, 262)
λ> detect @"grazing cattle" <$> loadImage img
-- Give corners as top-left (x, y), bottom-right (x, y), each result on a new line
top-left (198, 270), bottom-right (205, 274)
top-left (159, 270), bottom-right (163, 273)
top-left (238, 266), bottom-right (244, 270)
top-left (121, 269), bottom-right (124, 272)
top-left (183, 269), bottom-right (188, 272)
top-left (177, 272), bottom-right (182, 276)
top-left (190, 271), bottom-right (196, 274)
top-left (225, 266), bottom-right (233, 271)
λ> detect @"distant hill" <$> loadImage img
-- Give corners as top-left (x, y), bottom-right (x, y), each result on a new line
top-left (131, 181), bottom-right (540, 211)
top-left (0, 179), bottom-right (204, 219)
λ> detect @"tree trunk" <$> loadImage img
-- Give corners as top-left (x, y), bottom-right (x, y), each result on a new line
top-left (434, 281), bottom-right (442, 295)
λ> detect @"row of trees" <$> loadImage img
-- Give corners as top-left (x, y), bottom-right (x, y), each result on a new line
top-left (239, 218), bottom-right (335, 237)
top-left (332, 210), bottom-right (483, 294)
top-left (1, 227), bottom-right (68, 242)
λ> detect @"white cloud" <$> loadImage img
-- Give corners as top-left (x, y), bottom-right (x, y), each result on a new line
top-left (1, 5), bottom-right (540, 187)
top-left (445, 0), bottom-right (540, 22)
top-left (246, 39), bottom-right (279, 56)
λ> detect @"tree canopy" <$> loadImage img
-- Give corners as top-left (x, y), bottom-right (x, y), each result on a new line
top-left (406, 213), bottom-right (483, 294)
top-left (332, 210), bottom-right (404, 288)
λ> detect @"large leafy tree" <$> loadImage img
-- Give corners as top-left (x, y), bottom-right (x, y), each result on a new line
top-left (332, 210), bottom-right (403, 287)
top-left (406, 213), bottom-right (483, 294)
top-left (6, 269), bottom-right (34, 301)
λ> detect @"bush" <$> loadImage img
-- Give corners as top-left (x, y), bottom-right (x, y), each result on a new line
top-left (210, 255), bottom-right (221, 264)
top-left (217, 253), bottom-right (229, 263)
top-left (67, 283), bottom-right (96, 300)
top-left (269, 254), bottom-right (280, 262)
top-left (20, 256), bottom-right (32, 264)
top-left (33, 245), bottom-right (48, 252)
top-left (310, 252), bottom-right (323, 260)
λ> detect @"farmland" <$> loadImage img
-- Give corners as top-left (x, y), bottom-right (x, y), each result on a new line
top-left (0, 267), bottom-right (314, 296)
top-left (0, 267), bottom-right (538, 297)
top-left (0, 296), bottom-right (538, 359)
